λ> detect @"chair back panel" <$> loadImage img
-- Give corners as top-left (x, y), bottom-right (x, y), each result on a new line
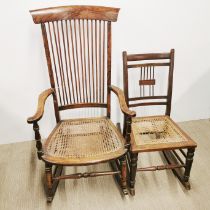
top-left (30, 6), bottom-right (119, 112)
top-left (123, 49), bottom-right (174, 115)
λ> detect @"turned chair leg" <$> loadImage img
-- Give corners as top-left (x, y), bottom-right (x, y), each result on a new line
top-left (130, 152), bottom-right (138, 196)
top-left (183, 148), bottom-right (195, 190)
top-left (120, 155), bottom-right (128, 195)
top-left (45, 164), bottom-right (63, 203)
top-left (45, 163), bottom-right (53, 202)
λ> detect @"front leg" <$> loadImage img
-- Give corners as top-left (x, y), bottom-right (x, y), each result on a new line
top-left (120, 155), bottom-right (128, 195)
top-left (183, 148), bottom-right (195, 189)
top-left (130, 152), bottom-right (138, 195)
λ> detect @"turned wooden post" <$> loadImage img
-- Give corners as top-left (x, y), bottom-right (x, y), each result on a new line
top-left (45, 163), bottom-right (53, 202)
top-left (120, 155), bottom-right (127, 194)
top-left (184, 148), bottom-right (195, 183)
top-left (130, 153), bottom-right (138, 195)
top-left (124, 116), bottom-right (132, 146)
top-left (33, 122), bottom-right (43, 159)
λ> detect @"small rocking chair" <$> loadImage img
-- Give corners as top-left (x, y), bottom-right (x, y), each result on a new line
top-left (122, 49), bottom-right (197, 195)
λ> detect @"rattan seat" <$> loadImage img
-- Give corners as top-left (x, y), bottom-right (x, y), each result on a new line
top-left (131, 115), bottom-right (197, 152)
top-left (42, 117), bottom-right (126, 165)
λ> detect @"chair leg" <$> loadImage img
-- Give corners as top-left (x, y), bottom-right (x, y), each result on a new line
top-left (183, 148), bottom-right (195, 190)
top-left (130, 152), bottom-right (138, 196)
top-left (120, 155), bottom-right (128, 195)
top-left (45, 163), bottom-right (53, 202)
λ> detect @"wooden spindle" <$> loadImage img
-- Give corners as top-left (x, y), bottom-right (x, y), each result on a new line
top-left (95, 20), bottom-right (99, 103)
top-left (82, 19), bottom-right (88, 103)
top-left (73, 20), bottom-right (82, 103)
top-left (56, 21), bottom-right (68, 105)
top-left (65, 20), bottom-right (76, 103)
top-left (86, 20), bottom-right (92, 102)
top-left (99, 20), bottom-right (102, 103)
top-left (52, 21), bottom-right (66, 105)
top-left (107, 21), bottom-right (111, 118)
top-left (78, 19), bottom-right (86, 103)
top-left (91, 20), bottom-right (95, 102)
top-left (61, 20), bottom-right (71, 104)
top-left (47, 23), bottom-right (62, 105)
top-left (102, 21), bottom-right (106, 103)
top-left (152, 66), bottom-right (155, 96)
top-left (69, 20), bottom-right (79, 103)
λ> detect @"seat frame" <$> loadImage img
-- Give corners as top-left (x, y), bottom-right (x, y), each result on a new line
top-left (122, 49), bottom-right (197, 195)
top-left (27, 6), bottom-right (136, 202)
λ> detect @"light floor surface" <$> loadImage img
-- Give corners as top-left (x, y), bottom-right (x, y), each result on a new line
top-left (0, 119), bottom-right (210, 210)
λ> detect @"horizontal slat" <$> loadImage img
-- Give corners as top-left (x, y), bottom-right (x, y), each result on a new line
top-left (127, 62), bottom-right (170, 68)
top-left (53, 170), bottom-right (120, 180)
top-left (137, 164), bottom-right (185, 172)
top-left (59, 103), bottom-right (107, 110)
top-left (30, 6), bottom-right (120, 23)
top-left (139, 79), bottom-right (155, 86)
top-left (127, 53), bottom-right (170, 61)
top-left (129, 96), bottom-right (167, 101)
top-left (129, 102), bottom-right (167, 107)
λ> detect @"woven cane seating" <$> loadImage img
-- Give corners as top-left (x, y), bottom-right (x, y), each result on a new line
top-left (43, 117), bottom-right (126, 165)
top-left (27, 5), bottom-right (136, 202)
top-left (123, 49), bottom-right (197, 195)
top-left (131, 115), bottom-right (196, 152)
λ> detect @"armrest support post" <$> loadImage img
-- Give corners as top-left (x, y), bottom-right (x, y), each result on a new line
top-left (27, 88), bottom-right (54, 159)
top-left (33, 121), bottom-right (43, 159)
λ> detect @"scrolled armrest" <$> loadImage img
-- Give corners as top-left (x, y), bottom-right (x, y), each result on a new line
top-left (27, 88), bottom-right (54, 124)
top-left (109, 85), bottom-right (136, 117)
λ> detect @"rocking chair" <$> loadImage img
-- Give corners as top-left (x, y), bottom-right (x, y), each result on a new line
top-left (122, 49), bottom-right (197, 195)
top-left (27, 5), bottom-right (135, 202)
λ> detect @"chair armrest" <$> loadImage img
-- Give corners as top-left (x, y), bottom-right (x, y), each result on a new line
top-left (109, 85), bottom-right (136, 117)
top-left (27, 88), bottom-right (54, 124)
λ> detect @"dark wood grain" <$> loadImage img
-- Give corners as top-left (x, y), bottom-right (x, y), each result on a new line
top-left (27, 88), bottom-right (54, 124)
top-left (127, 52), bottom-right (170, 61)
top-left (30, 6), bottom-right (120, 24)
top-left (109, 85), bottom-right (136, 117)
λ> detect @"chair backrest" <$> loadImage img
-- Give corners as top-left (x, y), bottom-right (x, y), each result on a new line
top-left (30, 6), bottom-right (120, 121)
top-left (123, 49), bottom-right (175, 116)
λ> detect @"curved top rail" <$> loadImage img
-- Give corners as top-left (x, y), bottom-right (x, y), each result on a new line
top-left (30, 5), bottom-right (120, 24)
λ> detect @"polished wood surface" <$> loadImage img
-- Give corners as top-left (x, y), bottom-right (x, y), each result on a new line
top-left (27, 88), bottom-right (54, 124)
top-left (30, 6), bottom-right (120, 23)
top-left (109, 85), bottom-right (136, 117)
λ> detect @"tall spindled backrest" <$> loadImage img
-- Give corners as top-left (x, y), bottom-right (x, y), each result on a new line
top-left (123, 49), bottom-right (175, 116)
top-left (30, 6), bottom-right (120, 121)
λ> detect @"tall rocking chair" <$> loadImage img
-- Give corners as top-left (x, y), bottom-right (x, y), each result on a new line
top-left (122, 49), bottom-right (197, 195)
top-left (27, 6), bottom-right (135, 202)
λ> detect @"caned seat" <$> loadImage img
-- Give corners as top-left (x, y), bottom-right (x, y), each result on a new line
top-left (131, 115), bottom-right (197, 152)
top-left (43, 117), bottom-right (126, 165)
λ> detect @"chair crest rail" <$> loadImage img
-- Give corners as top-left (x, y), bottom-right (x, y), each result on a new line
top-left (30, 5), bottom-right (120, 24)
